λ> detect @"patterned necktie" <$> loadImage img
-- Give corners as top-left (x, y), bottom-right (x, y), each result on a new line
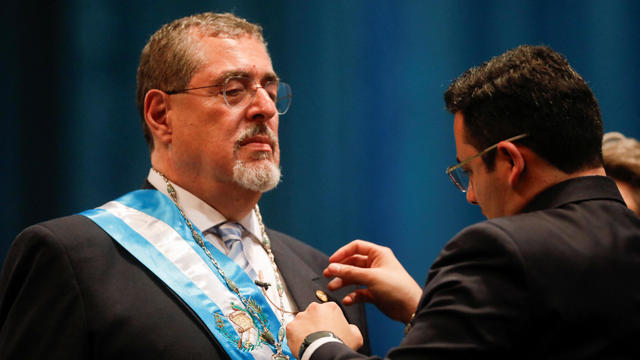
top-left (210, 222), bottom-right (256, 279)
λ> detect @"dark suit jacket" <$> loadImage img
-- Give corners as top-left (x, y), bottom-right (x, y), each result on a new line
top-left (313, 176), bottom-right (640, 360)
top-left (0, 191), bottom-right (370, 359)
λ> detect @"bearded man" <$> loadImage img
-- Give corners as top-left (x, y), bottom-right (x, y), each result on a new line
top-left (0, 12), bottom-right (369, 359)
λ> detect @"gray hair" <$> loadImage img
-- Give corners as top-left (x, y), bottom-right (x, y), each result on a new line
top-left (136, 12), bottom-right (266, 150)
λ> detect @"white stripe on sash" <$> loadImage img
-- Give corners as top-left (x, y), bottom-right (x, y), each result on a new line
top-left (99, 200), bottom-right (242, 316)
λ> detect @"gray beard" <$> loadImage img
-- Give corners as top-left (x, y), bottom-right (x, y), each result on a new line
top-left (232, 159), bottom-right (281, 193)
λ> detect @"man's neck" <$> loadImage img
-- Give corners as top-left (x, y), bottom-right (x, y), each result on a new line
top-left (149, 166), bottom-right (260, 221)
top-left (509, 164), bottom-right (606, 216)
top-left (196, 183), bottom-right (261, 221)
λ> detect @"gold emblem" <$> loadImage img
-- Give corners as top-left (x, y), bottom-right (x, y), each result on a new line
top-left (229, 310), bottom-right (253, 332)
top-left (229, 310), bottom-right (256, 349)
top-left (315, 290), bottom-right (328, 302)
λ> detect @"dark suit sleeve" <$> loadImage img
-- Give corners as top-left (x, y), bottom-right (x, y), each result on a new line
top-left (0, 224), bottom-right (88, 359)
top-left (310, 222), bottom-right (531, 360)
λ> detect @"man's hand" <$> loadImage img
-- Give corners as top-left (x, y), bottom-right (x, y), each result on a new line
top-left (324, 239), bottom-right (422, 323)
top-left (286, 302), bottom-right (363, 356)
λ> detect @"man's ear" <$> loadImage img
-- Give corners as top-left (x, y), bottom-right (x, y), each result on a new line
top-left (144, 89), bottom-right (172, 146)
top-left (497, 141), bottom-right (526, 187)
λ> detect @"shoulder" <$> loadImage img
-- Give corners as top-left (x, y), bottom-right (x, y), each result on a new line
top-left (434, 209), bottom-right (576, 274)
top-left (18, 214), bottom-right (106, 238)
top-left (10, 215), bottom-right (112, 258)
top-left (437, 219), bottom-right (524, 266)
top-left (442, 205), bottom-right (590, 261)
top-left (488, 194), bottom-right (639, 242)
top-left (11, 215), bottom-right (106, 251)
top-left (4, 214), bottom-right (122, 285)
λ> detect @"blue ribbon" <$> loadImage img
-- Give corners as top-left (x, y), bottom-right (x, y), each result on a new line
top-left (81, 189), bottom-right (293, 359)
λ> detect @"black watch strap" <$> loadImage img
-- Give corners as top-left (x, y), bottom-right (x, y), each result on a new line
top-left (298, 331), bottom-right (342, 359)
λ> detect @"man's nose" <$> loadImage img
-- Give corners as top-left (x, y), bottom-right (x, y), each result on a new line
top-left (246, 87), bottom-right (277, 121)
top-left (466, 181), bottom-right (478, 205)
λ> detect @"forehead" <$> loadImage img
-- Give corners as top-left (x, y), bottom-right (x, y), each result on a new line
top-left (190, 34), bottom-right (275, 82)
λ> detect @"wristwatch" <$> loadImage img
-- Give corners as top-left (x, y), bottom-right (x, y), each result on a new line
top-left (298, 331), bottom-right (342, 359)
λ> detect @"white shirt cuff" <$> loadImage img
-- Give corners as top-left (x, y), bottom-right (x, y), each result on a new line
top-left (300, 336), bottom-right (343, 360)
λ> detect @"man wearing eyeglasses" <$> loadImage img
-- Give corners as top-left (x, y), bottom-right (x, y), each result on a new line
top-left (0, 13), bottom-right (369, 359)
top-left (286, 45), bottom-right (640, 359)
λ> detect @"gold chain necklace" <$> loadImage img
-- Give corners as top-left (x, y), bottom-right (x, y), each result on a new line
top-left (155, 170), bottom-right (290, 359)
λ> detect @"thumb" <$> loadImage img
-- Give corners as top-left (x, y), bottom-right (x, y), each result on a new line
top-left (342, 288), bottom-right (374, 305)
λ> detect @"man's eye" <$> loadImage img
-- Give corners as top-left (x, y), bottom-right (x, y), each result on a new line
top-left (224, 79), bottom-right (247, 98)
top-left (225, 88), bottom-right (245, 97)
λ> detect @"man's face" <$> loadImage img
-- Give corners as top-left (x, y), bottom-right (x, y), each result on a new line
top-left (453, 112), bottom-right (509, 219)
top-left (167, 35), bottom-right (280, 193)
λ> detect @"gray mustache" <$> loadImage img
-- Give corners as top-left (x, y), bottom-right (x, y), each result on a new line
top-left (235, 124), bottom-right (278, 150)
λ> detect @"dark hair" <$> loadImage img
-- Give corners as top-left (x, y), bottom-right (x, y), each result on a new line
top-left (444, 45), bottom-right (603, 172)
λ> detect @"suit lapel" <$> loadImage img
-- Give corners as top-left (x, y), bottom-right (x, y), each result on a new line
top-left (267, 230), bottom-right (334, 310)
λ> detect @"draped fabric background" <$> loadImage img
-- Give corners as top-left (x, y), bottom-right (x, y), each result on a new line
top-left (3, 0), bottom-right (639, 355)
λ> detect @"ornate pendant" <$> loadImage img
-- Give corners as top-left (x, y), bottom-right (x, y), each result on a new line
top-left (228, 310), bottom-right (254, 332)
top-left (272, 352), bottom-right (290, 360)
top-left (228, 310), bottom-right (257, 349)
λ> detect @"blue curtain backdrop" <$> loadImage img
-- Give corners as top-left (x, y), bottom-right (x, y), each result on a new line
top-left (3, 0), bottom-right (639, 356)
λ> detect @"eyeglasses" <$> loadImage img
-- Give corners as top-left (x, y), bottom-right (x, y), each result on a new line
top-left (166, 76), bottom-right (292, 115)
top-left (446, 133), bottom-right (529, 192)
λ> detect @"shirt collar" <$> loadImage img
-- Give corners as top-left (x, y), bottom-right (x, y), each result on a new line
top-left (521, 175), bottom-right (625, 213)
top-left (146, 169), bottom-right (262, 240)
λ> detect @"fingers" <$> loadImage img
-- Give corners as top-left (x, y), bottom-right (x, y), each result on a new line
top-left (326, 273), bottom-right (357, 290)
top-left (350, 289), bottom-right (374, 304)
top-left (324, 263), bottom-right (375, 288)
top-left (324, 263), bottom-right (341, 278)
top-left (341, 289), bottom-right (373, 305)
top-left (288, 302), bottom-right (364, 353)
top-left (329, 239), bottom-right (379, 263)
top-left (324, 257), bottom-right (367, 280)
top-left (342, 292), bottom-right (355, 305)
top-left (286, 303), bottom-right (333, 353)
top-left (333, 254), bottom-right (370, 268)
top-left (327, 276), bottom-right (345, 289)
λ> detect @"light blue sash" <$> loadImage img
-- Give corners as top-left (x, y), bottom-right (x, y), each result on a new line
top-left (80, 189), bottom-right (293, 359)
